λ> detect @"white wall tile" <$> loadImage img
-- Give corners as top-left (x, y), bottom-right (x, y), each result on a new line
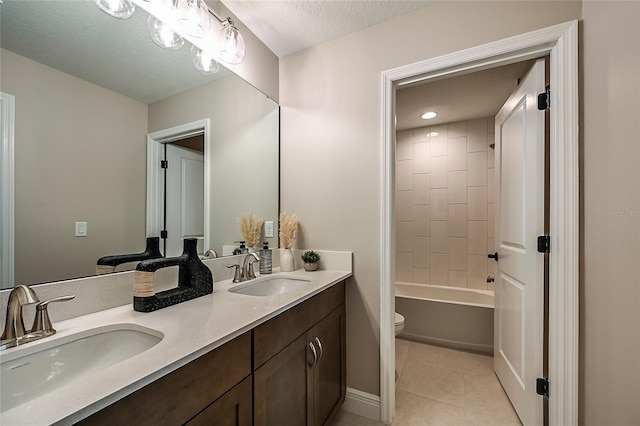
top-left (467, 118), bottom-right (488, 152)
top-left (414, 142), bottom-right (430, 173)
top-left (413, 268), bottom-right (430, 284)
top-left (487, 168), bottom-right (495, 202)
top-left (448, 204), bottom-right (467, 237)
top-left (467, 186), bottom-right (488, 220)
top-left (413, 126), bottom-right (432, 143)
top-left (413, 237), bottom-right (430, 268)
top-left (396, 129), bottom-right (413, 160)
top-left (396, 159), bottom-right (413, 190)
top-left (396, 221), bottom-right (413, 252)
top-left (431, 254), bottom-right (448, 285)
top-left (430, 221), bottom-right (448, 253)
top-left (430, 125), bottom-right (448, 156)
top-left (448, 170), bottom-right (467, 204)
top-left (468, 221), bottom-right (488, 255)
top-left (430, 188), bottom-right (448, 220)
top-left (413, 205), bottom-right (430, 236)
top-left (468, 152), bottom-right (488, 186)
top-left (449, 238), bottom-right (467, 271)
top-left (397, 190), bottom-right (414, 221)
top-left (413, 174), bottom-right (430, 205)
top-left (448, 121), bottom-right (467, 138)
top-left (468, 255), bottom-right (488, 290)
top-left (396, 251), bottom-right (413, 282)
top-left (430, 156), bottom-right (448, 188)
top-left (449, 271), bottom-right (468, 288)
top-left (448, 137), bottom-right (467, 171)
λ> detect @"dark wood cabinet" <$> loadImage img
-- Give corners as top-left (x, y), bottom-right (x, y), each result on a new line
top-left (254, 282), bottom-right (346, 426)
top-left (76, 281), bottom-right (345, 426)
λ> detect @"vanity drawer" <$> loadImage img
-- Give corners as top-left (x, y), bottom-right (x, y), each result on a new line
top-left (253, 281), bottom-right (345, 369)
top-left (78, 331), bottom-right (251, 426)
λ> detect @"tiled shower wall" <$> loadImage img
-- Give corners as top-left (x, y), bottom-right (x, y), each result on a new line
top-left (396, 118), bottom-right (496, 291)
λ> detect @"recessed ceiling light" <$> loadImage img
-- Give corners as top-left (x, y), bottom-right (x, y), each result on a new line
top-left (421, 111), bottom-right (438, 120)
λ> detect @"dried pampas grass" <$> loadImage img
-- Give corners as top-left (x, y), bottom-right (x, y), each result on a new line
top-left (238, 213), bottom-right (264, 248)
top-left (279, 211), bottom-right (298, 249)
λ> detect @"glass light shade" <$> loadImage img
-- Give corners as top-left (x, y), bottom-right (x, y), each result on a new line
top-left (96, 0), bottom-right (135, 19)
top-left (176, 0), bottom-right (211, 38)
top-left (218, 20), bottom-right (245, 64)
top-left (148, 16), bottom-right (184, 50)
top-left (191, 45), bottom-right (220, 74)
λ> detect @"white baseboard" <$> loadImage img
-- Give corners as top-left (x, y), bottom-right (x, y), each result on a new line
top-left (342, 387), bottom-right (381, 421)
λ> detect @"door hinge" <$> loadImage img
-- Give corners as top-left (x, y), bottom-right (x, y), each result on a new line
top-left (537, 85), bottom-right (551, 110)
top-left (160, 230), bottom-right (168, 239)
top-left (537, 235), bottom-right (550, 253)
top-left (160, 160), bottom-right (168, 169)
top-left (536, 377), bottom-right (550, 398)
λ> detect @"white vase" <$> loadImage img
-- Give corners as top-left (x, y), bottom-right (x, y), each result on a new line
top-left (280, 248), bottom-right (295, 272)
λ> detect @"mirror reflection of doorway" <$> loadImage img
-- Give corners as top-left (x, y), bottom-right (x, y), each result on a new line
top-left (163, 135), bottom-right (204, 257)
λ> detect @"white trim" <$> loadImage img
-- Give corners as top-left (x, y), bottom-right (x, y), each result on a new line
top-left (343, 387), bottom-right (381, 421)
top-left (146, 119), bottom-right (211, 253)
top-left (1, 92), bottom-right (16, 289)
top-left (380, 21), bottom-right (579, 425)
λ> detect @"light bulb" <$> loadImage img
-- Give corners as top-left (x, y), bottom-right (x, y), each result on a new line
top-left (218, 19), bottom-right (245, 64)
top-left (96, 0), bottom-right (135, 19)
top-left (176, 0), bottom-right (211, 38)
top-left (148, 16), bottom-right (184, 50)
top-left (191, 45), bottom-right (220, 74)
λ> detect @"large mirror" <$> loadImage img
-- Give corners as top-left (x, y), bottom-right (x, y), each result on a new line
top-left (0, 1), bottom-right (279, 289)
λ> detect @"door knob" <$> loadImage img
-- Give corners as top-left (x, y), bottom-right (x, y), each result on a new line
top-left (488, 252), bottom-right (499, 261)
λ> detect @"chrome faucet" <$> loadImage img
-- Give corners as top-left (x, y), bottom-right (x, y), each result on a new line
top-left (1, 285), bottom-right (75, 350)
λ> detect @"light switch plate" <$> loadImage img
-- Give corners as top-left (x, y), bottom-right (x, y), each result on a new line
top-left (75, 221), bottom-right (87, 237)
top-left (264, 221), bottom-right (274, 238)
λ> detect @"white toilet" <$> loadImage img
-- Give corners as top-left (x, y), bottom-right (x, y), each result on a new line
top-left (394, 312), bottom-right (405, 336)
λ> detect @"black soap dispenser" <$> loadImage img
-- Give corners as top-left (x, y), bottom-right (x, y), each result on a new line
top-left (233, 241), bottom-right (249, 255)
top-left (259, 242), bottom-right (272, 274)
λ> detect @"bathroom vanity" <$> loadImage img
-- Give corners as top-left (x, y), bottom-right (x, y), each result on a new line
top-left (0, 261), bottom-right (351, 426)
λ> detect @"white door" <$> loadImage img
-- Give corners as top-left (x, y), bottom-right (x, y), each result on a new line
top-left (164, 144), bottom-right (204, 257)
top-left (494, 59), bottom-right (546, 425)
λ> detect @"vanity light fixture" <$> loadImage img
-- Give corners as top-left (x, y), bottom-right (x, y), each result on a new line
top-left (96, 0), bottom-right (135, 19)
top-left (190, 46), bottom-right (221, 74)
top-left (421, 111), bottom-right (438, 120)
top-left (148, 16), bottom-right (184, 50)
top-left (176, 0), bottom-right (211, 38)
top-left (218, 18), bottom-right (245, 64)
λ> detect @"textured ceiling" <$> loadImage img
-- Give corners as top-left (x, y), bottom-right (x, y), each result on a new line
top-left (220, 0), bottom-right (433, 57)
top-left (1, 1), bottom-right (230, 104)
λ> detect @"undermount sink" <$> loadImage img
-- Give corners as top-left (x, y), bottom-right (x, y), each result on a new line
top-left (229, 275), bottom-right (313, 296)
top-left (0, 325), bottom-right (162, 411)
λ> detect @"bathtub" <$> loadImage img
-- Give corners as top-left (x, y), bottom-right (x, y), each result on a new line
top-left (395, 283), bottom-right (494, 354)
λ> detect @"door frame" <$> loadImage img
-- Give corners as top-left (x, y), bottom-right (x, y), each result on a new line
top-left (1, 92), bottom-right (16, 289)
top-left (379, 21), bottom-right (579, 425)
top-left (146, 119), bottom-right (211, 253)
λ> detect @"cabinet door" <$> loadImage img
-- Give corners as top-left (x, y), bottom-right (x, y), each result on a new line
top-left (254, 331), bottom-right (314, 426)
top-left (186, 376), bottom-right (252, 426)
top-left (312, 305), bottom-right (346, 426)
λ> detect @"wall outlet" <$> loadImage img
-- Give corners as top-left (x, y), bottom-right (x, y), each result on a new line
top-left (264, 221), bottom-right (274, 238)
top-left (75, 221), bottom-right (87, 237)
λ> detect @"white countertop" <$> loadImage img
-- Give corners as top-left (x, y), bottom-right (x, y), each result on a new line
top-left (0, 269), bottom-right (351, 425)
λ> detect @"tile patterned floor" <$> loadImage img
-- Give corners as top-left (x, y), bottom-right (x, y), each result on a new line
top-left (331, 339), bottom-right (521, 426)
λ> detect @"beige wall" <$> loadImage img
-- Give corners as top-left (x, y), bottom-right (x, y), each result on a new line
top-left (1, 49), bottom-right (148, 286)
top-left (148, 75), bottom-right (279, 255)
top-left (581, 1), bottom-right (640, 424)
top-left (279, 0), bottom-right (583, 401)
top-left (396, 119), bottom-right (497, 290)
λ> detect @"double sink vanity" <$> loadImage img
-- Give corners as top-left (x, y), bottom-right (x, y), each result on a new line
top-left (0, 252), bottom-right (352, 425)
